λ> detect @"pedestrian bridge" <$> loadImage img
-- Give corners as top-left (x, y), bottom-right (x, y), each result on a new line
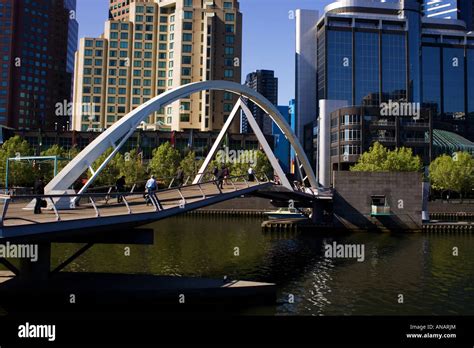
top-left (0, 80), bottom-right (324, 242)
top-left (0, 176), bottom-right (275, 241)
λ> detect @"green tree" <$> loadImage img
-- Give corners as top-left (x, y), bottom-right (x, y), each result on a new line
top-left (429, 152), bottom-right (474, 197)
top-left (351, 142), bottom-right (422, 172)
top-left (180, 151), bottom-right (204, 180)
top-left (148, 142), bottom-right (181, 185)
top-left (119, 149), bottom-right (147, 186)
top-left (88, 147), bottom-right (124, 187)
top-left (384, 147), bottom-right (423, 172)
top-left (40, 145), bottom-right (80, 182)
top-left (253, 150), bottom-right (273, 178)
top-left (0, 135), bottom-right (35, 187)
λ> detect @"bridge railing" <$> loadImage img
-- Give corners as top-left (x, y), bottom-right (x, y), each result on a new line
top-left (0, 173), bottom-right (271, 226)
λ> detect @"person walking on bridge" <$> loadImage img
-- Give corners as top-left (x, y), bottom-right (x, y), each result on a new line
top-left (248, 166), bottom-right (255, 182)
top-left (34, 176), bottom-right (45, 214)
top-left (145, 175), bottom-right (158, 206)
top-left (115, 175), bottom-right (126, 203)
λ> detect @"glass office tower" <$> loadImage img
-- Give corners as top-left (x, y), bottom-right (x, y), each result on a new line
top-left (317, 7), bottom-right (409, 107)
top-left (423, 0), bottom-right (474, 30)
top-left (421, 30), bottom-right (474, 137)
top-left (423, 0), bottom-right (459, 19)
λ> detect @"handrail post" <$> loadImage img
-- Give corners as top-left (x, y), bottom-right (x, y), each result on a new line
top-left (197, 183), bottom-right (206, 199)
top-left (105, 186), bottom-right (113, 204)
top-left (122, 196), bottom-right (132, 214)
top-left (177, 188), bottom-right (186, 207)
top-left (49, 197), bottom-right (61, 221)
top-left (151, 192), bottom-right (163, 211)
top-left (263, 173), bottom-right (270, 183)
top-left (156, 193), bottom-right (164, 211)
top-left (255, 174), bottom-right (261, 184)
top-left (229, 178), bottom-right (237, 191)
top-left (89, 197), bottom-right (100, 218)
top-left (0, 197), bottom-right (10, 227)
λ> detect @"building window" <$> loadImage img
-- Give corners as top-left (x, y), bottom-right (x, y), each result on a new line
top-left (182, 45), bottom-right (192, 53)
top-left (340, 129), bottom-right (361, 141)
top-left (224, 69), bottom-right (234, 78)
top-left (182, 68), bottom-right (191, 76)
top-left (182, 56), bottom-right (191, 64)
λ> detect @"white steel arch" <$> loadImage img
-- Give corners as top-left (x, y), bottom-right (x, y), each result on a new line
top-left (45, 81), bottom-right (317, 194)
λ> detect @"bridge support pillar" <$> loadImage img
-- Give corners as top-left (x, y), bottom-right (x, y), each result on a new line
top-left (18, 242), bottom-right (51, 284)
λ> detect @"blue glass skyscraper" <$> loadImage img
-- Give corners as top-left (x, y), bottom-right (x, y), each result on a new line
top-left (423, 0), bottom-right (474, 30)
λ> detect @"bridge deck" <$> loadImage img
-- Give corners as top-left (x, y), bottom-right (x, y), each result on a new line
top-left (0, 181), bottom-right (271, 240)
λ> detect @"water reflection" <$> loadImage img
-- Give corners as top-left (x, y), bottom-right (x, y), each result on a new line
top-left (2, 216), bottom-right (473, 316)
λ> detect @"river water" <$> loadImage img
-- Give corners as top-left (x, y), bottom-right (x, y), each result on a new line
top-left (47, 215), bottom-right (474, 316)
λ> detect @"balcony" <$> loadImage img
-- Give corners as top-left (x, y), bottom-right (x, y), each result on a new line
top-left (371, 120), bottom-right (395, 127)
top-left (374, 136), bottom-right (396, 143)
top-left (402, 122), bottom-right (430, 128)
top-left (404, 138), bottom-right (429, 144)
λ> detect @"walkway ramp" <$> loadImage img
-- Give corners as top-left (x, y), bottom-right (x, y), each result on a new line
top-left (0, 178), bottom-right (272, 241)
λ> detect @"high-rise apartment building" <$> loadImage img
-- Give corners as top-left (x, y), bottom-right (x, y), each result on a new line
top-left (0, 0), bottom-right (78, 131)
top-left (109, 0), bottom-right (154, 21)
top-left (73, 0), bottom-right (242, 133)
top-left (242, 70), bottom-right (277, 135)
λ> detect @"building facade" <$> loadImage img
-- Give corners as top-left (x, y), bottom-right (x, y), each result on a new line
top-left (295, 9), bottom-right (319, 143)
top-left (423, 0), bottom-right (474, 30)
top-left (0, 0), bottom-right (78, 131)
top-left (329, 106), bottom-right (432, 175)
top-left (295, 0), bottom-right (474, 183)
top-left (73, 0), bottom-right (242, 133)
top-left (13, 128), bottom-right (265, 163)
top-left (242, 69), bottom-right (277, 135)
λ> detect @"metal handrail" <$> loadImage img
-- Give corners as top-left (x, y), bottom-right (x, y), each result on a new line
top-left (0, 173), bottom-right (271, 225)
top-left (8, 173), bottom-right (267, 200)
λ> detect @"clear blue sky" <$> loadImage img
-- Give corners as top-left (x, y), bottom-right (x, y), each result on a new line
top-left (76, 0), bottom-right (334, 106)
